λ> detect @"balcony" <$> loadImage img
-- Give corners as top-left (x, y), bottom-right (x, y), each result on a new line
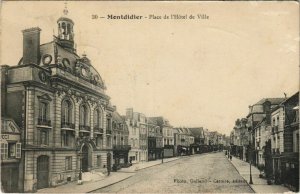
top-left (38, 118), bottom-right (51, 126)
top-left (79, 125), bottom-right (91, 131)
top-left (106, 130), bottom-right (112, 134)
top-left (94, 126), bottom-right (104, 133)
top-left (61, 122), bottom-right (75, 129)
top-left (113, 145), bottom-right (131, 151)
top-left (272, 148), bottom-right (280, 155)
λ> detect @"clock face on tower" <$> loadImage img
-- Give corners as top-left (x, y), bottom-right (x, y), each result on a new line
top-left (81, 67), bottom-right (87, 77)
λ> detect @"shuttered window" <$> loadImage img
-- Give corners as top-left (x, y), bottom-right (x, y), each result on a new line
top-left (16, 143), bottom-right (21, 158)
top-left (1, 143), bottom-right (8, 159)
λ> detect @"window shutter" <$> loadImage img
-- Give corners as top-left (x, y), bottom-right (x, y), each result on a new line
top-left (4, 143), bottom-right (8, 159)
top-left (16, 143), bottom-right (21, 158)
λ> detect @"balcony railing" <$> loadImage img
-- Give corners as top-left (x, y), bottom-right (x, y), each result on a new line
top-left (106, 130), bottom-right (112, 134)
top-left (61, 122), bottom-right (75, 129)
top-left (79, 125), bottom-right (91, 131)
top-left (113, 145), bottom-right (131, 150)
top-left (94, 126), bottom-right (104, 133)
top-left (272, 148), bottom-right (280, 154)
top-left (38, 118), bottom-right (51, 126)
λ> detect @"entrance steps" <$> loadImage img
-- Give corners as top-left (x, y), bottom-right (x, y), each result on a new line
top-left (82, 171), bottom-right (106, 182)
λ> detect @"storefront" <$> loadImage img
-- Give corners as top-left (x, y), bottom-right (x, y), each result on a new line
top-left (1, 118), bottom-right (22, 193)
top-left (112, 145), bottom-right (131, 171)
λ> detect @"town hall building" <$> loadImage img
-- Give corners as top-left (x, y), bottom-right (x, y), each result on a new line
top-left (1, 6), bottom-right (115, 192)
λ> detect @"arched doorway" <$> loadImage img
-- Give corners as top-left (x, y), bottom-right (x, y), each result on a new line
top-left (37, 155), bottom-right (49, 189)
top-left (82, 144), bottom-right (89, 172)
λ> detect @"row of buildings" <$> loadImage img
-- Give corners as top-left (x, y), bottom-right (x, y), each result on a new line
top-left (230, 92), bottom-right (299, 191)
top-left (0, 7), bottom-right (229, 193)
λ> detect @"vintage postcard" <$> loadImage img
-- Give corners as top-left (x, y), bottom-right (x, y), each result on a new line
top-left (0, 1), bottom-right (299, 193)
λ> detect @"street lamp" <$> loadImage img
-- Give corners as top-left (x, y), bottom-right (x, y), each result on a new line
top-left (77, 152), bottom-right (83, 185)
top-left (249, 143), bottom-right (253, 184)
top-left (246, 122), bottom-right (253, 185)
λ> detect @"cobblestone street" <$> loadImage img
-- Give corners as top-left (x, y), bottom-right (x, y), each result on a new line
top-left (93, 152), bottom-right (254, 193)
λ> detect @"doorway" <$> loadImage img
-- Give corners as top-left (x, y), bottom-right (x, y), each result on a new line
top-left (82, 145), bottom-right (89, 172)
top-left (37, 155), bottom-right (49, 189)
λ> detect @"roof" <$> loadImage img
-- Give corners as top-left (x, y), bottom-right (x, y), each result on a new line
top-left (148, 117), bottom-right (171, 127)
top-left (189, 127), bottom-right (204, 138)
top-left (173, 127), bottom-right (191, 135)
top-left (112, 111), bottom-right (125, 124)
top-left (254, 98), bottom-right (285, 105)
top-left (1, 118), bottom-right (21, 134)
top-left (147, 117), bottom-right (159, 125)
top-left (19, 38), bottom-right (105, 90)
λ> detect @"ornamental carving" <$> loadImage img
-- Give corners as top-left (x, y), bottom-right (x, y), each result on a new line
top-left (76, 136), bottom-right (96, 149)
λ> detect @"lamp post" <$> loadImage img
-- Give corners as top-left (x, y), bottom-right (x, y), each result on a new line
top-left (249, 143), bottom-right (253, 184)
top-left (246, 122), bottom-right (253, 185)
top-left (77, 152), bottom-right (83, 185)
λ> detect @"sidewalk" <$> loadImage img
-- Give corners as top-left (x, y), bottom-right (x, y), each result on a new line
top-left (38, 157), bottom-right (179, 193)
top-left (119, 157), bottom-right (179, 173)
top-left (229, 156), bottom-right (291, 193)
top-left (38, 172), bottom-right (133, 193)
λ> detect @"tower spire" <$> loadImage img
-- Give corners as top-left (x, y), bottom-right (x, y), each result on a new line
top-left (63, 1), bottom-right (68, 16)
top-left (57, 1), bottom-right (75, 52)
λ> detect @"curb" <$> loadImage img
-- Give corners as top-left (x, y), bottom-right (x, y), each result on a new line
top-left (227, 156), bottom-right (256, 193)
top-left (135, 158), bottom-right (180, 171)
top-left (87, 174), bottom-right (134, 193)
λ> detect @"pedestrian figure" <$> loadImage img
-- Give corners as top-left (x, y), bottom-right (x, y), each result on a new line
top-left (230, 155), bottom-right (232, 160)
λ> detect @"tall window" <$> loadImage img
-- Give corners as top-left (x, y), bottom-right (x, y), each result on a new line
top-left (97, 155), bottom-right (101, 167)
top-left (1, 143), bottom-right (8, 159)
top-left (62, 100), bottom-right (72, 124)
top-left (62, 131), bottom-right (74, 147)
top-left (65, 156), bottom-right (72, 170)
top-left (40, 129), bottom-right (48, 145)
top-left (94, 109), bottom-right (101, 128)
top-left (113, 136), bottom-right (116, 145)
top-left (107, 136), bottom-right (111, 147)
top-left (80, 104), bottom-right (89, 126)
top-left (96, 135), bottom-right (103, 148)
top-left (39, 102), bottom-right (47, 120)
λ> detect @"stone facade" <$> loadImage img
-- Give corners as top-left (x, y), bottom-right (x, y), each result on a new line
top-left (1, 9), bottom-right (115, 192)
top-left (125, 108), bottom-right (148, 163)
top-left (147, 117), bottom-right (163, 161)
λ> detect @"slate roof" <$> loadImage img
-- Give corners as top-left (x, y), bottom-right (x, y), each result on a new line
top-left (189, 127), bottom-right (204, 138)
top-left (254, 98), bottom-right (285, 105)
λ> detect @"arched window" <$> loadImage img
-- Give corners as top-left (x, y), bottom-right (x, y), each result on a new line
top-left (62, 99), bottom-right (72, 125)
top-left (94, 109), bottom-right (101, 128)
top-left (67, 23), bottom-right (70, 35)
top-left (62, 22), bottom-right (66, 35)
top-left (80, 104), bottom-right (89, 127)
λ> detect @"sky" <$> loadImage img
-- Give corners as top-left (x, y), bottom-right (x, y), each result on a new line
top-left (1, 1), bottom-right (299, 135)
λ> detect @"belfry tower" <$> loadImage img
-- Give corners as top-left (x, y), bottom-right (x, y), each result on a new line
top-left (57, 2), bottom-right (75, 52)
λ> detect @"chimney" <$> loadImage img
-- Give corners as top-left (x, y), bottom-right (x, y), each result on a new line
top-left (22, 27), bottom-right (41, 65)
top-left (1, 65), bottom-right (9, 116)
top-left (113, 105), bottom-right (117, 111)
top-left (126, 108), bottom-right (133, 119)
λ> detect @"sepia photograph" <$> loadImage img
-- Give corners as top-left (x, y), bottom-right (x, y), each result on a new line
top-left (0, 1), bottom-right (299, 193)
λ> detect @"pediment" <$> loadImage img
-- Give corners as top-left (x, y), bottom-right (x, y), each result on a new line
top-left (38, 93), bottom-right (52, 101)
top-left (1, 118), bottom-right (21, 134)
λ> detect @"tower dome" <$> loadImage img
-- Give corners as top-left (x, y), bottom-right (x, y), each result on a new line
top-left (57, 2), bottom-right (75, 52)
